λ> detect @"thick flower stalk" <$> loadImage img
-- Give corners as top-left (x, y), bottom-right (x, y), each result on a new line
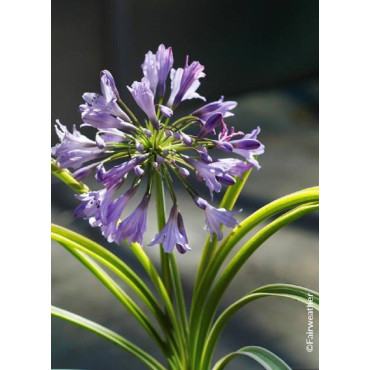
top-left (51, 44), bottom-right (265, 253)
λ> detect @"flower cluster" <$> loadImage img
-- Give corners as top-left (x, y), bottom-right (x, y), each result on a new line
top-left (52, 44), bottom-right (264, 253)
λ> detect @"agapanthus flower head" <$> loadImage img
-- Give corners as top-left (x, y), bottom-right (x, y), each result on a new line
top-left (52, 44), bottom-right (265, 252)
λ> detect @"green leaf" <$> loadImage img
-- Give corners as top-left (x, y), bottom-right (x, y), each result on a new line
top-left (212, 346), bottom-right (291, 370)
top-left (51, 305), bottom-right (166, 370)
top-left (191, 187), bottom-right (319, 339)
top-left (51, 158), bottom-right (89, 194)
top-left (51, 224), bottom-right (163, 324)
top-left (190, 202), bottom-right (319, 368)
top-left (52, 233), bottom-right (167, 354)
top-left (51, 226), bottom-right (184, 367)
top-left (201, 284), bottom-right (318, 369)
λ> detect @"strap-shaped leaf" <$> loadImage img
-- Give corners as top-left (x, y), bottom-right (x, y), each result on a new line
top-left (201, 284), bottom-right (318, 369)
top-left (51, 225), bottom-right (164, 325)
top-left (51, 305), bottom-right (166, 370)
top-left (212, 346), bottom-right (291, 370)
top-left (53, 235), bottom-right (167, 353)
top-left (190, 202), bottom-right (319, 367)
top-left (190, 187), bottom-right (319, 348)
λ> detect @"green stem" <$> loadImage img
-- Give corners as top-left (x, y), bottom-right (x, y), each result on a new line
top-left (154, 169), bottom-right (171, 294)
top-left (154, 167), bottom-right (189, 367)
top-left (118, 99), bottom-right (141, 127)
top-left (130, 242), bottom-right (186, 367)
top-left (52, 305), bottom-right (166, 370)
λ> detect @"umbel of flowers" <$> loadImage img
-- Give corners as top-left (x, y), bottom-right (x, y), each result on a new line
top-left (52, 44), bottom-right (265, 253)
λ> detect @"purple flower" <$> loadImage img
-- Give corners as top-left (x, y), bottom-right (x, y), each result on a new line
top-left (115, 194), bottom-right (151, 244)
top-left (198, 113), bottom-right (224, 139)
top-left (210, 158), bottom-right (253, 177)
top-left (158, 104), bottom-right (173, 118)
top-left (52, 120), bottom-right (105, 170)
top-left (101, 154), bottom-right (150, 189)
top-left (148, 204), bottom-right (190, 254)
top-left (100, 69), bottom-right (121, 101)
top-left (194, 197), bottom-right (239, 240)
top-left (74, 189), bottom-right (109, 227)
top-left (128, 78), bottom-right (159, 129)
top-left (100, 185), bottom-right (139, 242)
top-left (186, 156), bottom-right (251, 199)
top-left (79, 70), bottom-right (131, 128)
top-left (156, 44), bottom-right (174, 97)
top-left (193, 96), bottom-right (237, 123)
top-left (231, 127), bottom-right (265, 169)
top-left (185, 157), bottom-right (224, 199)
top-left (81, 111), bottom-right (136, 131)
top-left (142, 44), bottom-right (173, 98)
top-left (167, 56), bottom-right (206, 108)
top-left (141, 51), bottom-right (158, 95)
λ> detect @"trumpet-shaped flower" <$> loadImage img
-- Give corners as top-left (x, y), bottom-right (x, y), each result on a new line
top-left (128, 78), bottom-right (159, 129)
top-left (115, 194), bottom-right (150, 244)
top-left (194, 197), bottom-right (239, 240)
top-left (149, 204), bottom-right (190, 254)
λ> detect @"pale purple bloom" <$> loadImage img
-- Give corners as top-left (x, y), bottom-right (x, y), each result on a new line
top-left (185, 157), bottom-right (224, 199)
top-left (178, 167), bottom-right (190, 177)
top-left (73, 162), bottom-right (101, 181)
top-left (81, 111), bottom-right (136, 131)
top-left (100, 185), bottom-right (139, 242)
top-left (136, 142), bottom-right (144, 152)
top-left (102, 154), bottom-right (150, 189)
top-left (186, 156), bottom-right (252, 199)
top-left (128, 78), bottom-right (159, 129)
top-left (52, 120), bottom-right (105, 170)
top-left (100, 69), bottom-right (121, 101)
top-left (74, 189), bottom-right (108, 227)
top-left (210, 158), bottom-right (253, 177)
top-left (141, 44), bottom-right (173, 97)
top-left (174, 131), bottom-right (192, 145)
top-left (198, 113), bottom-right (224, 138)
top-left (158, 104), bottom-right (173, 118)
top-left (148, 204), bottom-right (190, 254)
top-left (115, 194), bottom-right (150, 244)
top-left (141, 51), bottom-right (158, 94)
top-left (134, 165), bottom-right (145, 177)
top-left (193, 96), bottom-right (237, 123)
top-left (196, 145), bottom-right (212, 163)
top-left (167, 56), bottom-right (206, 108)
top-left (194, 197), bottom-right (239, 240)
top-left (231, 127), bottom-right (265, 169)
top-left (156, 45), bottom-right (174, 97)
top-left (79, 70), bottom-right (131, 127)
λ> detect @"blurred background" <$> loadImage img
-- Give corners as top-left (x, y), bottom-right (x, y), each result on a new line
top-left (51, 0), bottom-right (318, 369)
